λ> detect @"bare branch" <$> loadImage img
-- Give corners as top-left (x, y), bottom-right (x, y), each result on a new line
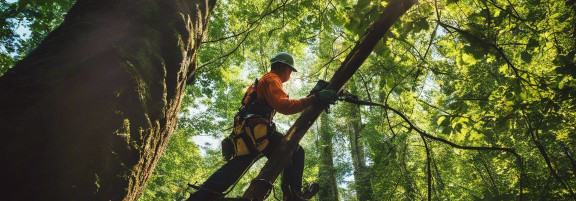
top-left (306, 43), bottom-right (352, 80)
top-left (201, 0), bottom-right (281, 44)
top-left (190, 0), bottom-right (291, 83)
top-left (350, 100), bottom-right (525, 199)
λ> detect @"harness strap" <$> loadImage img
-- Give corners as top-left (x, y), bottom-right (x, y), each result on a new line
top-left (238, 78), bottom-right (275, 121)
top-left (240, 79), bottom-right (258, 104)
top-left (240, 130), bottom-right (258, 154)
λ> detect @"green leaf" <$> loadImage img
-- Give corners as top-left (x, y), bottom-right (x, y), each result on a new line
top-left (526, 38), bottom-right (539, 50)
top-left (17, 0), bottom-right (31, 11)
top-left (438, 116), bottom-right (451, 127)
top-left (414, 18), bottom-right (429, 33)
top-left (521, 51), bottom-right (532, 63)
top-left (446, 0), bottom-right (459, 5)
top-left (356, 0), bottom-right (371, 9)
top-left (463, 45), bottom-right (486, 59)
top-left (559, 76), bottom-right (572, 89)
top-left (441, 127), bottom-right (452, 135)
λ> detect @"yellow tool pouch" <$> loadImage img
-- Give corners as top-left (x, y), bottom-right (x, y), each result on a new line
top-left (221, 118), bottom-right (273, 161)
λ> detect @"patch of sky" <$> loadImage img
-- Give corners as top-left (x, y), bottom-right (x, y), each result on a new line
top-left (430, 25), bottom-right (449, 62)
top-left (14, 19), bottom-right (32, 40)
top-left (2, 0), bottom-right (32, 57)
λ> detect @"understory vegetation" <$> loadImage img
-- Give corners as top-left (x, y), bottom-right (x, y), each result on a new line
top-left (2, 0), bottom-right (575, 200)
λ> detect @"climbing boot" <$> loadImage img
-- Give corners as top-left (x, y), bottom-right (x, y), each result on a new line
top-left (282, 187), bottom-right (302, 201)
top-left (186, 189), bottom-right (220, 201)
top-left (283, 193), bottom-right (308, 201)
top-left (300, 182), bottom-right (319, 199)
top-left (282, 185), bottom-right (315, 201)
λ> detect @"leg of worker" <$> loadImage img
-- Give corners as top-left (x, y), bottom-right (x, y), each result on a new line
top-left (187, 153), bottom-right (259, 201)
top-left (262, 131), bottom-right (306, 199)
top-left (281, 145), bottom-right (305, 197)
top-left (262, 131), bottom-right (283, 156)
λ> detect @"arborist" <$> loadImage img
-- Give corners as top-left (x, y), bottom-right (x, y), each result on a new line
top-left (187, 52), bottom-right (338, 201)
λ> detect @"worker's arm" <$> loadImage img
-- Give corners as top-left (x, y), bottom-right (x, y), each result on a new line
top-left (261, 77), bottom-right (315, 115)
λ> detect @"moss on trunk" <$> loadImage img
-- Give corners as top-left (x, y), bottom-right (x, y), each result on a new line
top-left (0, 0), bottom-right (216, 200)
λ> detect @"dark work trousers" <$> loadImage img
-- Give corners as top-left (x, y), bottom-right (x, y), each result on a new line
top-left (189, 131), bottom-right (305, 199)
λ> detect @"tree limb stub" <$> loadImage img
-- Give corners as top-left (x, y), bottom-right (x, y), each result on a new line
top-left (241, 0), bottom-right (417, 200)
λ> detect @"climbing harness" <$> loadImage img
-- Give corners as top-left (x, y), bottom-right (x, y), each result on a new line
top-left (187, 79), bottom-right (279, 199)
top-left (221, 79), bottom-right (276, 161)
top-left (222, 118), bottom-right (275, 161)
top-left (188, 79), bottom-right (336, 200)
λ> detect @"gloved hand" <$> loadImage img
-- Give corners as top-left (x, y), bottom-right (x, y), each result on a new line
top-left (309, 79), bottom-right (329, 96)
top-left (317, 89), bottom-right (337, 104)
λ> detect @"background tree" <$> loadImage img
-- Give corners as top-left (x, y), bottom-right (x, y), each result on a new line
top-left (0, 0), bottom-right (75, 73)
top-left (3, 0), bottom-right (576, 200)
top-left (343, 77), bottom-right (374, 201)
top-left (0, 0), bottom-right (216, 200)
top-left (317, 113), bottom-right (340, 201)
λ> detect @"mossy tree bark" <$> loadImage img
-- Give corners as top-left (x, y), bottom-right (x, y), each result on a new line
top-left (0, 0), bottom-right (216, 200)
top-left (317, 113), bottom-right (339, 201)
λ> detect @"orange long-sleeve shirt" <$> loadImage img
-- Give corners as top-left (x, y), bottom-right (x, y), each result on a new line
top-left (246, 72), bottom-right (314, 115)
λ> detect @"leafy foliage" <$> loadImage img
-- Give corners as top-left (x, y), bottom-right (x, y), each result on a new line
top-left (0, 0), bottom-right (74, 74)
top-left (7, 0), bottom-right (576, 200)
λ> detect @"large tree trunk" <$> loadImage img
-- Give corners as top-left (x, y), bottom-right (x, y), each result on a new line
top-left (317, 113), bottom-right (339, 201)
top-left (0, 0), bottom-right (216, 200)
top-left (346, 78), bottom-right (373, 201)
top-left (242, 0), bottom-right (417, 199)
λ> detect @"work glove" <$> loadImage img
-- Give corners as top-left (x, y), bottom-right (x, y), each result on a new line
top-left (317, 89), bottom-right (337, 104)
top-left (309, 80), bottom-right (329, 96)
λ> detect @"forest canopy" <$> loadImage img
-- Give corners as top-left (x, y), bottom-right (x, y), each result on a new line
top-left (1, 0), bottom-right (575, 200)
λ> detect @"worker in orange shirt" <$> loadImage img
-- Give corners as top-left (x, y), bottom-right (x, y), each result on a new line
top-left (187, 52), bottom-right (337, 201)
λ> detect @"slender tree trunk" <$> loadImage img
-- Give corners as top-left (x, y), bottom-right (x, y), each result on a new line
top-left (346, 78), bottom-right (373, 201)
top-left (400, 139), bottom-right (418, 200)
top-left (560, 142), bottom-right (576, 177)
top-left (477, 151), bottom-right (500, 196)
top-left (0, 0), bottom-right (216, 200)
top-left (317, 113), bottom-right (339, 201)
top-left (242, 0), bottom-right (417, 199)
top-left (530, 129), bottom-right (576, 200)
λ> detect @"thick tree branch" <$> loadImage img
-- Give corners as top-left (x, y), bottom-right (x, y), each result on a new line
top-left (241, 0), bottom-right (417, 199)
top-left (351, 100), bottom-right (525, 199)
top-left (387, 105), bottom-right (518, 155)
